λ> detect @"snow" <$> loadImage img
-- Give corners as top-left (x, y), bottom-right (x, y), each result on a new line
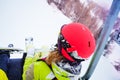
top-left (80, 55), bottom-right (120, 80)
top-left (90, 56), bottom-right (120, 80)
top-left (107, 41), bottom-right (120, 63)
top-left (0, 0), bottom-right (120, 80)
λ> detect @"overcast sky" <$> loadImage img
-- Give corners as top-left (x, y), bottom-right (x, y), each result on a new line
top-left (0, 0), bottom-right (71, 49)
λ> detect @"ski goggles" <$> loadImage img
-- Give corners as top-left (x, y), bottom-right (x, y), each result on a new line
top-left (58, 34), bottom-right (85, 62)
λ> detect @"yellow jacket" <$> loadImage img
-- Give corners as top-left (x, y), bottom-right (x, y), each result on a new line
top-left (0, 69), bottom-right (8, 80)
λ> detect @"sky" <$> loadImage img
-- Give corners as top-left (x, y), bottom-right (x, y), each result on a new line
top-left (0, 0), bottom-right (71, 50)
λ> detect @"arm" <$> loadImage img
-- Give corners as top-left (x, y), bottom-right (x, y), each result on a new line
top-left (25, 63), bottom-right (34, 80)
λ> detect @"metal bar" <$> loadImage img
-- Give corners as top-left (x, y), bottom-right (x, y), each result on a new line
top-left (81, 0), bottom-right (120, 80)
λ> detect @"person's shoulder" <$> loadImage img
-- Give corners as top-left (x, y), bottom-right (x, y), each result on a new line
top-left (34, 58), bottom-right (47, 66)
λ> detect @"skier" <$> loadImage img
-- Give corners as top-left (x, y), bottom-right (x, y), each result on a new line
top-left (23, 22), bottom-right (96, 80)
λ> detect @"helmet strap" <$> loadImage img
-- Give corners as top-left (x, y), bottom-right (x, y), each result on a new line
top-left (57, 34), bottom-right (76, 62)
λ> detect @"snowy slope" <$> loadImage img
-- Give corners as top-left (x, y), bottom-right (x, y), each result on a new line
top-left (0, 0), bottom-right (71, 49)
top-left (80, 55), bottom-right (120, 80)
top-left (90, 56), bottom-right (120, 80)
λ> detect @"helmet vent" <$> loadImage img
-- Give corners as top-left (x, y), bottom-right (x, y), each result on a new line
top-left (88, 41), bottom-right (91, 47)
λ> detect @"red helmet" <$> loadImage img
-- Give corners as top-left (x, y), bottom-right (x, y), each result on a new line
top-left (58, 23), bottom-right (96, 62)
